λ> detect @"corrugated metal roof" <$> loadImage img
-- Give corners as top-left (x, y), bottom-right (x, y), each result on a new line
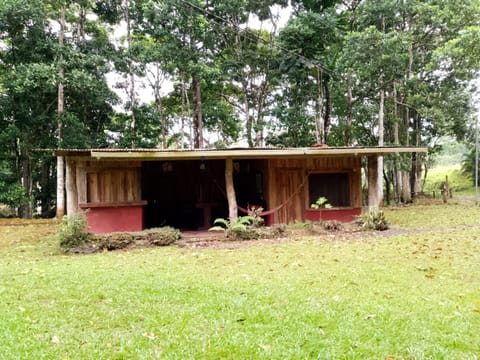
top-left (52, 146), bottom-right (427, 160)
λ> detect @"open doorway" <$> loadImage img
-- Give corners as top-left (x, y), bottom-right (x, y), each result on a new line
top-left (142, 160), bottom-right (228, 230)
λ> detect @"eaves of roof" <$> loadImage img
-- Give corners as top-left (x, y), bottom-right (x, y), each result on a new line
top-left (52, 146), bottom-right (428, 160)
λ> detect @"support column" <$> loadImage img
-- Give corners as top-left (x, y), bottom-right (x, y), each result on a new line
top-left (368, 156), bottom-right (381, 211)
top-left (225, 158), bottom-right (238, 224)
top-left (66, 158), bottom-right (78, 215)
top-left (56, 156), bottom-right (65, 218)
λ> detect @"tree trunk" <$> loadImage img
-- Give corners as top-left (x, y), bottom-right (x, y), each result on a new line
top-left (180, 72), bottom-right (188, 149)
top-left (56, 5), bottom-right (66, 219)
top-left (315, 71), bottom-right (324, 144)
top-left (254, 77), bottom-right (269, 147)
top-left (345, 73), bottom-right (353, 146)
top-left (126, 0), bottom-right (136, 148)
top-left (192, 77), bottom-right (203, 148)
top-left (410, 112), bottom-right (422, 196)
top-left (376, 87), bottom-right (385, 207)
top-left (323, 77), bottom-right (331, 140)
top-left (243, 80), bottom-right (254, 148)
top-left (225, 159), bottom-right (238, 224)
top-left (392, 81), bottom-right (401, 203)
top-left (154, 65), bottom-right (166, 149)
top-left (19, 150), bottom-right (33, 219)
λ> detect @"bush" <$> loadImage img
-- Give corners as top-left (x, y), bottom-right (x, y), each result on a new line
top-left (144, 227), bottom-right (182, 246)
top-left (95, 232), bottom-right (134, 250)
top-left (62, 226), bottom-right (182, 253)
top-left (322, 220), bottom-right (344, 231)
top-left (356, 210), bottom-right (389, 231)
top-left (210, 217), bottom-right (286, 241)
top-left (58, 212), bottom-right (92, 250)
top-left (0, 204), bottom-right (15, 218)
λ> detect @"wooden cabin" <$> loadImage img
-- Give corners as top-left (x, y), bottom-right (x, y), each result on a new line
top-left (56, 147), bottom-right (426, 234)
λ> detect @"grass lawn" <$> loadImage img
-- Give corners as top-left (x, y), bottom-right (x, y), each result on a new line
top-left (1, 203), bottom-right (480, 359)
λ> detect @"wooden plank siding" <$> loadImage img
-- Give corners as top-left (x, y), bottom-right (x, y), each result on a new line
top-left (267, 156), bottom-right (362, 224)
top-left (71, 160), bottom-right (141, 207)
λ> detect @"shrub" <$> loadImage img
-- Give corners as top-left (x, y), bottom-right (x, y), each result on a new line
top-left (58, 212), bottom-right (92, 250)
top-left (209, 216), bottom-right (258, 240)
top-left (209, 217), bottom-right (286, 241)
top-left (95, 232), bottom-right (134, 250)
top-left (0, 204), bottom-right (15, 218)
top-left (257, 224), bottom-right (287, 238)
top-left (144, 227), bottom-right (182, 246)
top-left (63, 226), bottom-right (182, 253)
top-left (322, 220), bottom-right (344, 231)
top-left (356, 210), bottom-right (389, 231)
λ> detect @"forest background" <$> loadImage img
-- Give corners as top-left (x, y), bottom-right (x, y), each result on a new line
top-left (1, 0), bottom-right (480, 218)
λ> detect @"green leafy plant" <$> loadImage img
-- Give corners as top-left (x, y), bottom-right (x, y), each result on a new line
top-left (209, 216), bottom-right (258, 240)
top-left (310, 196), bottom-right (333, 209)
top-left (247, 206), bottom-right (265, 227)
top-left (356, 210), bottom-right (389, 231)
top-left (58, 212), bottom-right (92, 250)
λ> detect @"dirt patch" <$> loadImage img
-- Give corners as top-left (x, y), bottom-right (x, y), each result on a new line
top-left (176, 222), bottom-right (382, 250)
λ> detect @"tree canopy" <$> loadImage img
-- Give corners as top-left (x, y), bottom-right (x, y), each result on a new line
top-left (1, 0), bottom-right (480, 216)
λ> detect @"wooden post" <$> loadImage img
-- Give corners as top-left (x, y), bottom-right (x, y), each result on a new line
top-left (441, 175), bottom-right (449, 204)
top-left (56, 156), bottom-right (65, 218)
top-left (76, 163), bottom-right (87, 204)
top-left (225, 158), bottom-right (238, 224)
top-left (66, 158), bottom-right (78, 215)
top-left (368, 156), bottom-right (380, 211)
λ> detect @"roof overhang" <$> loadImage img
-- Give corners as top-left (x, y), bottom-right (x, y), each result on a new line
top-left (54, 146), bottom-right (428, 161)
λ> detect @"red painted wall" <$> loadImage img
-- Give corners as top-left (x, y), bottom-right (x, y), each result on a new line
top-left (305, 208), bottom-right (362, 223)
top-left (84, 206), bottom-right (144, 234)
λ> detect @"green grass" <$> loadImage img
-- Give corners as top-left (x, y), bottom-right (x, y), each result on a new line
top-left (1, 208), bottom-right (480, 359)
top-left (424, 164), bottom-right (473, 194)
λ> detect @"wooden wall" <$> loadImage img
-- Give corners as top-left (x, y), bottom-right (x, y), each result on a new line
top-left (70, 159), bottom-right (142, 210)
top-left (267, 156), bottom-right (362, 224)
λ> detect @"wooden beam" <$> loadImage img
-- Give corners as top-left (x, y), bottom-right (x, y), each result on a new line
top-left (66, 158), bottom-right (78, 215)
top-left (225, 158), bottom-right (238, 224)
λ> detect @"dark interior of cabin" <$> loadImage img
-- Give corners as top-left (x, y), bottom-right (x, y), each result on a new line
top-left (308, 173), bottom-right (350, 207)
top-left (142, 159), bottom-right (266, 230)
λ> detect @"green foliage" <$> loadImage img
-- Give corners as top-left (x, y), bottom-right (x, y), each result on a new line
top-left (144, 227), bottom-right (182, 246)
top-left (66, 226), bottom-right (182, 253)
top-left (356, 210), bottom-right (389, 231)
top-left (2, 204), bottom-right (480, 358)
top-left (95, 232), bottom-right (134, 251)
top-left (424, 165), bottom-right (472, 193)
top-left (310, 196), bottom-right (333, 209)
top-left (0, 204), bottom-right (15, 218)
top-left (210, 216), bottom-right (286, 241)
top-left (245, 206), bottom-right (265, 227)
top-left (57, 212), bottom-right (92, 250)
top-left (210, 216), bottom-right (257, 240)
top-left (322, 220), bottom-right (343, 231)
top-left (461, 147), bottom-right (480, 186)
top-left (0, 180), bottom-right (27, 209)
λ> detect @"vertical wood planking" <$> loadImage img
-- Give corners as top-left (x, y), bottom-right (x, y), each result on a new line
top-left (76, 162), bottom-right (87, 204)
